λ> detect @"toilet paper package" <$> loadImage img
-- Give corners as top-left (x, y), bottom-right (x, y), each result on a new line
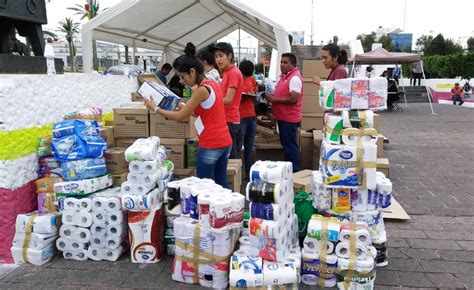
top-left (229, 268), bottom-right (264, 288)
top-left (339, 224), bottom-right (371, 246)
top-left (262, 260), bottom-right (298, 286)
top-left (54, 174), bottom-right (112, 196)
top-left (15, 212), bottom-right (58, 234)
top-left (306, 215), bottom-right (341, 242)
top-left (351, 189), bottom-right (379, 212)
top-left (331, 188), bottom-right (351, 213)
top-left (319, 81), bottom-right (335, 110)
top-left (322, 210), bottom-right (353, 223)
top-left (11, 244), bottom-right (55, 266)
top-left (249, 218), bottom-right (286, 239)
top-left (249, 161), bottom-right (293, 183)
top-left (324, 114), bottom-right (344, 144)
top-left (312, 171), bottom-right (332, 211)
top-left (337, 257), bottom-right (376, 290)
top-left (248, 234), bottom-right (289, 262)
top-left (301, 249), bottom-right (338, 287)
top-left (303, 236), bottom-right (335, 254)
top-left (122, 188), bottom-right (163, 211)
top-left (52, 119), bottom-right (100, 139)
top-left (128, 208), bottom-right (164, 263)
top-left (368, 77), bottom-right (388, 111)
top-left (249, 202), bottom-right (287, 221)
top-left (12, 232), bottom-right (57, 250)
top-left (334, 79), bottom-right (352, 111)
top-left (350, 78), bottom-right (370, 109)
top-left (124, 137), bottom-right (162, 162)
top-left (51, 134), bottom-right (107, 163)
top-left (37, 192), bottom-right (58, 213)
top-left (35, 176), bottom-right (63, 193)
top-left (352, 210), bottom-right (385, 241)
top-left (210, 192), bottom-right (245, 231)
top-left (341, 128), bottom-right (378, 146)
top-left (246, 180), bottom-right (290, 204)
top-left (342, 110), bottom-right (374, 129)
top-left (60, 157), bottom-right (107, 181)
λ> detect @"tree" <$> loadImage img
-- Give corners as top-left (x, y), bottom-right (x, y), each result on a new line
top-left (58, 18), bottom-right (80, 72)
top-left (416, 35), bottom-right (433, 53)
top-left (424, 33), bottom-right (463, 56)
top-left (332, 35), bottom-right (339, 45)
top-left (377, 35), bottom-right (394, 52)
top-left (468, 37), bottom-right (474, 52)
top-left (68, 1), bottom-right (104, 70)
top-left (357, 32), bottom-right (376, 52)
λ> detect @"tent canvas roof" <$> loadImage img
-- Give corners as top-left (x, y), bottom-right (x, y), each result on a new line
top-left (347, 47), bottom-right (421, 65)
top-left (81, 0), bottom-right (291, 75)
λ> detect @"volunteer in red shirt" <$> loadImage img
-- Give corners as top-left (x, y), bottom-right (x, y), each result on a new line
top-left (238, 60), bottom-right (258, 177)
top-left (211, 42), bottom-right (244, 159)
top-left (264, 53), bottom-right (304, 172)
top-left (451, 82), bottom-right (464, 106)
top-left (144, 42), bottom-right (232, 188)
top-left (313, 43), bottom-right (349, 84)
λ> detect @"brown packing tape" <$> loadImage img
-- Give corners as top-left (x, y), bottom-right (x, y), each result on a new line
top-left (45, 193), bottom-right (56, 213)
top-left (174, 240), bottom-right (229, 263)
top-left (322, 160), bottom-right (376, 168)
top-left (348, 223), bottom-right (357, 272)
top-left (360, 110), bottom-right (367, 128)
top-left (341, 128), bottom-right (378, 138)
top-left (22, 214), bottom-right (38, 263)
top-left (318, 218), bottom-right (329, 287)
top-left (192, 225), bottom-right (200, 283)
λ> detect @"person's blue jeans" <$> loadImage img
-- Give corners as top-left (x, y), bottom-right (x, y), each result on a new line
top-left (238, 117), bottom-right (257, 176)
top-left (452, 95), bottom-right (464, 106)
top-left (196, 146), bottom-right (231, 189)
top-left (277, 120), bottom-right (301, 172)
top-left (227, 123), bottom-right (240, 159)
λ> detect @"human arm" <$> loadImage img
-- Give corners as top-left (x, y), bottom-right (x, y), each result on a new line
top-left (265, 76), bottom-right (301, 104)
top-left (223, 71), bottom-right (241, 105)
top-left (313, 76), bottom-right (321, 85)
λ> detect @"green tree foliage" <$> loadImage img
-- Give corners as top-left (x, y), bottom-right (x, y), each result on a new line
top-left (416, 33), bottom-right (463, 56)
top-left (377, 35), bottom-right (394, 52)
top-left (415, 35), bottom-right (433, 52)
top-left (332, 35), bottom-right (339, 45)
top-left (422, 53), bottom-right (474, 78)
top-left (58, 18), bottom-right (80, 72)
top-left (357, 32), bottom-right (376, 53)
top-left (468, 37), bottom-right (474, 52)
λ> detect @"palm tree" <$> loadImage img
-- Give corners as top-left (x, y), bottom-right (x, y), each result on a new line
top-left (68, 1), bottom-right (104, 70)
top-left (58, 18), bottom-right (80, 72)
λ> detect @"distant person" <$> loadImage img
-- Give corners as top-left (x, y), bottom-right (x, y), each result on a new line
top-left (451, 82), bottom-right (464, 106)
top-left (155, 63), bottom-right (172, 84)
top-left (393, 64), bottom-right (400, 84)
top-left (237, 60), bottom-right (258, 178)
top-left (365, 65), bottom-right (374, 78)
top-left (380, 71), bottom-right (388, 78)
top-left (387, 79), bottom-right (400, 111)
top-left (211, 42), bottom-right (244, 159)
top-left (463, 78), bottom-right (472, 100)
top-left (167, 73), bottom-right (185, 97)
top-left (197, 44), bottom-right (221, 84)
top-left (313, 43), bottom-right (348, 84)
top-left (410, 62), bottom-right (422, 86)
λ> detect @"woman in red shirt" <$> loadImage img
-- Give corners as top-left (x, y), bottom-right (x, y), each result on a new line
top-left (144, 43), bottom-right (232, 188)
top-left (238, 60), bottom-right (258, 177)
top-left (313, 43), bottom-right (349, 84)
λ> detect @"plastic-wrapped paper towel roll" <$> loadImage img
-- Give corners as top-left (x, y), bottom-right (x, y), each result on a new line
top-left (341, 128), bottom-right (378, 146)
top-left (262, 260), bottom-right (298, 286)
top-left (122, 189), bottom-right (162, 211)
top-left (250, 202), bottom-right (286, 221)
top-left (369, 77), bottom-right (388, 111)
top-left (331, 188), bottom-right (351, 213)
top-left (324, 114), bottom-right (343, 144)
top-left (229, 268), bottom-right (264, 288)
top-left (209, 193), bottom-right (244, 230)
top-left (303, 236), bottom-right (335, 254)
top-left (230, 255), bottom-right (263, 270)
top-left (351, 78), bottom-right (370, 109)
top-left (249, 218), bottom-right (285, 239)
top-left (197, 193), bottom-right (212, 228)
top-left (337, 256), bottom-right (375, 273)
top-left (342, 110), bottom-right (374, 129)
top-left (249, 235), bottom-right (288, 262)
top-left (124, 137), bottom-right (161, 162)
top-left (246, 181), bottom-right (288, 204)
top-left (15, 212), bottom-right (58, 234)
top-left (11, 244), bottom-right (55, 266)
top-left (319, 81), bottom-right (335, 110)
top-left (351, 189), bottom-right (379, 212)
top-left (301, 249), bottom-right (337, 286)
top-left (249, 161), bottom-right (292, 183)
top-left (377, 178), bottom-right (392, 208)
top-left (12, 232), bottom-right (57, 250)
top-left (307, 215), bottom-right (341, 242)
top-left (339, 224), bottom-right (371, 246)
top-left (334, 78), bottom-right (352, 111)
top-left (352, 210), bottom-right (384, 241)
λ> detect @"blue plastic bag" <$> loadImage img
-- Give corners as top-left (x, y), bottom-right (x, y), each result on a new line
top-left (61, 157), bottom-right (107, 181)
top-left (52, 134), bottom-right (106, 162)
top-left (52, 120), bottom-right (100, 139)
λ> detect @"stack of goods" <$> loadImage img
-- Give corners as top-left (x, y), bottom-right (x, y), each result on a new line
top-left (36, 137), bottom-right (63, 213)
top-left (171, 177), bottom-right (244, 288)
top-left (11, 212), bottom-right (59, 265)
top-left (320, 77), bottom-right (387, 111)
top-left (229, 161), bottom-right (300, 288)
top-left (121, 137), bottom-right (171, 263)
top-left (164, 178), bottom-right (186, 256)
top-left (306, 81), bottom-right (392, 289)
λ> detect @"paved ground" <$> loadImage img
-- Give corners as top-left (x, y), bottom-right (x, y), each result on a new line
top-left (0, 103), bottom-right (473, 289)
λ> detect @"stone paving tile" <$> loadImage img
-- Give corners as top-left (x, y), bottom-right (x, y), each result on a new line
top-left (424, 230), bottom-right (474, 241)
top-left (398, 248), bottom-right (441, 260)
top-left (425, 273), bottom-right (465, 288)
top-left (457, 241), bottom-right (474, 251)
top-left (456, 274), bottom-right (474, 289)
top-left (373, 270), bottom-right (400, 286)
top-left (406, 239), bottom-right (462, 250)
top-left (419, 260), bottom-right (474, 275)
top-left (58, 269), bottom-right (128, 287)
top-left (395, 272), bottom-right (436, 288)
top-left (384, 258), bottom-right (423, 272)
top-left (438, 249), bottom-right (474, 262)
top-left (387, 229), bottom-right (428, 239)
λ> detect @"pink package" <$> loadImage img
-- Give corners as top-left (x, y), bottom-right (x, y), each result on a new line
top-left (334, 79), bottom-right (352, 111)
top-left (351, 79), bottom-right (370, 109)
top-left (0, 181), bottom-right (37, 264)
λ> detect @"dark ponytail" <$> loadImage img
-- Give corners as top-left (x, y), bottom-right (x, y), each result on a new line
top-left (172, 42), bottom-right (204, 75)
top-left (322, 43), bottom-right (348, 65)
top-left (197, 44), bottom-right (216, 66)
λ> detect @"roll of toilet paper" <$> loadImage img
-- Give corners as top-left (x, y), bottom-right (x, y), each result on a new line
top-left (377, 178), bottom-right (392, 209)
top-left (60, 225), bottom-right (91, 243)
top-left (337, 256), bottom-right (375, 273)
top-left (91, 223), bottom-right (107, 237)
top-left (63, 249), bottom-right (88, 261)
top-left (319, 81), bottom-right (335, 110)
top-left (73, 212), bottom-right (93, 228)
top-left (262, 260), bottom-right (298, 286)
top-left (341, 128), bottom-right (378, 146)
top-left (335, 241), bottom-right (368, 260)
top-left (91, 235), bottom-right (106, 248)
top-left (62, 210), bottom-right (76, 226)
top-left (250, 202), bottom-right (286, 221)
top-left (307, 215), bottom-right (341, 242)
top-left (303, 236), bottom-right (335, 254)
top-left (124, 137), bottom-right (160, 162)
top-left (342, 110), bottom-right (374, 129)
top-left (246, 181), bottom-right (288, 204)
top-left (107, 224), bottom-right (125, 238)
top-left (121, 181), bottom-right (136, 194)
top-left (324, 114), bottom-right (343, 144)
top-left (107, 211), bottom-right (124, 225)
top-left (249, 161), bottom-right (292, 183)
top-left (339, 224), bottom-right (371, 246)
top-left (77, 198), bottom-right (93, 212)
top-left (230, 255), bottom-right (263, 270)
top-left (231, 192), bottom-right (245, 215)
top-left (229, 268), bottom-right (264, 288)
top-left (15, 212), bottom-right (58, 235)
top-left (92, 208), bottom-right (108, 225)
top-left (105, 236), bottom-right (123, 249)
top-left (56, 237), bottom-right (70, 252)
top-left (352, 210), bottom-right (384, 241)
top-left (87, 245), bottom-right (103, 261)
top-left (64, 198), bottom-right (79, 212)
top-left (197, 193), bottom-right (212, 228)
top-left (249, 218), bottom-right (285, 239)
top-left (103, 245), bottom-right (125, 261)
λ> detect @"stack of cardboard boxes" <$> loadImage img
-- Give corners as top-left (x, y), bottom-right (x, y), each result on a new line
top-left (301, 60), bottom-right (329, 131)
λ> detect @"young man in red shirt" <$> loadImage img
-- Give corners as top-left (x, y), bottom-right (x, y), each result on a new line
top-left (264, 53), bottom-right (304, 172)
top-left (451, 82), bottom-right (464, 106)
top-left (211, 42), bottom-right (244, 159)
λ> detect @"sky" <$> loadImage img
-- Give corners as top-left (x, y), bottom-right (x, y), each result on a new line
top-left (45, 0), bottom-right (474, 48)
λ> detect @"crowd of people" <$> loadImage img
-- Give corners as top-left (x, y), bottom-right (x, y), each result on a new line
top-left (143, 42), bottom-right (350, 187)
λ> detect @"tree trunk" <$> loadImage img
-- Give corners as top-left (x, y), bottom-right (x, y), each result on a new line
top-left (92, 39), bottom-right (98, 70)
top-left (125, 45), bottom-right (129, 64)
top-left (68, 40), bottom-right (75, 72)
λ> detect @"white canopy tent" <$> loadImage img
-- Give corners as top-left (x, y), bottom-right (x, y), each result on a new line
top-left (81, 0), bottom-right (291, 79)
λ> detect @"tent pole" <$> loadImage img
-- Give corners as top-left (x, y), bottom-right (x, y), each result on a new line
top-left (420, 60), bottom-right (436, 115)
top-left (400, 63), bottom-right (407, 108)
top-left (238, 25), bottom-right (241, 65)
top-left (351, 61), bottom-right (356, 77)
top-left (132, 40), bottom-right (136, 65)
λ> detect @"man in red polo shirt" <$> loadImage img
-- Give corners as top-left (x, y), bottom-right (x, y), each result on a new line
top-left (264, 53), bottom-right (304, 171)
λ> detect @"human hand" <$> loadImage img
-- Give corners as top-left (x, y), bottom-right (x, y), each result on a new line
top-left (144, 96), bottom-right (157, 111)
top-left (313, 76), bottom-right (321, 85)
top-left (264, 93), bottom-right (275, 103)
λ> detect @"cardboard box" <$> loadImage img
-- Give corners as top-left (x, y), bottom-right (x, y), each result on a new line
top-left (113, 107), bottom-right (149, 138)
top-left (302, 60), bottom-right (331, 78)
top-left (100, 126), bottom-right (115, 148)
top-left (138, 73), bottom-right (163, 85)
top-left (227, 159), bottom-right (242, 193)
top-left (173, 168), bottom-right (196, 179)
top-left (112, 173), bottom-right (127, 187)
top-left (104, 147), bottom-right (128, 175)
top-left (293, 170), bottom-right (313, 193)
top-left (313, 130), bottom-right (323, 170)
top-left (149, 114), bottom-right (197, 139)
top-left (255, 143), bottom-right (285, 162)
top-left (301, 113), bottom-right (324, 130)
top-left (302, 95), bottom-right (324, 114)
top-left (115, 138), bottom-right (138, 149)
top-left (374, 113), bottom-right (380, 132)
top-left (298, 129), bottom-right (313, 170)
top-left (161, 138), bottom-right (186, 169)
top-left (256, 125), bottom-right (276, 136)
top-left (186, 138), bottom-right (198, 168)
top-left (377, 158), bottom-right (390, 178)
top-left (376, 134), bottom-right (384, 158)
top-left (131, 92), bottom-right (144, 102)
top-left (302, 78), bottom-right (320, 97)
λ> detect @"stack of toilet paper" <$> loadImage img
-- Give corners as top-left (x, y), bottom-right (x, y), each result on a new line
top-left (319, 78), bottom-right (387, 111)
top-left (11, 212), bottom-right (59, 265)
